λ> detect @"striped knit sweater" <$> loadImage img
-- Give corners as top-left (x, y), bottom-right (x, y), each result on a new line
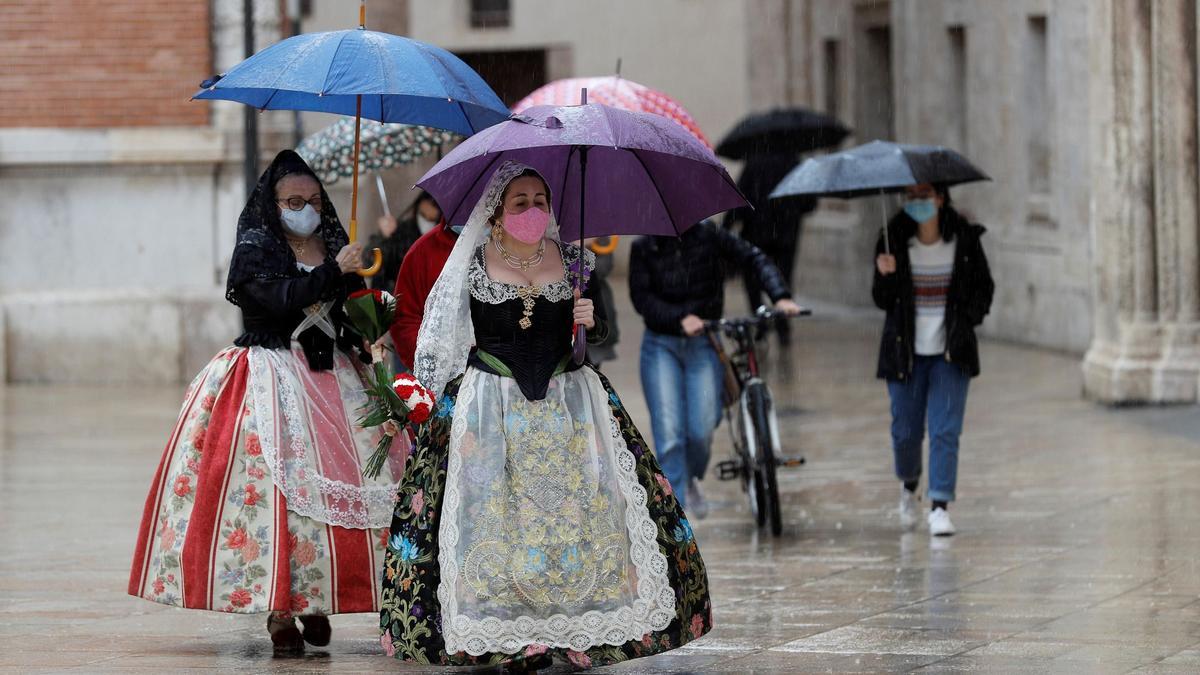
top-left (908, 236), bottom-right (957, 356)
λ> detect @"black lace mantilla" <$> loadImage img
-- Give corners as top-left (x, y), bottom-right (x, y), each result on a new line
top-left (225, 150), bottom-right (350, 307)
top-left (224, 150), bottom-right (366, 371)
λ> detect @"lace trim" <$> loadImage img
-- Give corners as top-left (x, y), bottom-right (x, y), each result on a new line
top-left (437, 368), bottom-right (674, 656)
top-left (247, 348), bottom-right (399, 529)
top-left (468, 241), bottom-right (595, 305)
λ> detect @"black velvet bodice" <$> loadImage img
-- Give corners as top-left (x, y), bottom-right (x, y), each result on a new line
top-left (464, 242), bottom-right (604, 401)
top-left (467, 293), bottom-right (581, 401)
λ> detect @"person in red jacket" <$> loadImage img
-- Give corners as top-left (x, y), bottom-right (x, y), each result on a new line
top-left (390, 220), bottom-right (461, 369)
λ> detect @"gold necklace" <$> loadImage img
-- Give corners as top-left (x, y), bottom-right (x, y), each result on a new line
top-left (493, 234), bottom-right (545, 271)
top-left (287, 236), bottom-right (310, 258)
top-left (515, 284), bottom-right (542, 330)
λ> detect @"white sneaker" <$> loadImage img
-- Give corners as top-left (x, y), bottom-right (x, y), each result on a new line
top-left (898, 488), bottom-right (920, 530)
top-left (687, 478), bottom-right (709, 520)
top-left (928, 507), bottom-right (956, 536)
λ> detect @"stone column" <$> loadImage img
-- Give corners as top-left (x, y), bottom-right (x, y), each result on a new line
top-left (1151, 0), bottom-right (1200, 400)
top-left (1084, 0), bottom-right (1200, 403)
top-left (1084, 0), bottom-right (1163, 402)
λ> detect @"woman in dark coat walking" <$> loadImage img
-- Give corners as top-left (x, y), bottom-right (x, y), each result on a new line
top-left (873, 183), bottom-right (994, 536)
top-left (631, 221), bottom-right (801, 519)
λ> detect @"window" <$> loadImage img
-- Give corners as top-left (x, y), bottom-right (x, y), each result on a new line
top-left (855, 24), bottom-right (894, 141)
top-left (455, 49), bottom-right (546, 106)
top-left (823, 39), bottom-right (841, 118)
top-left (470, 0), bottom-right (510, 29)
top-left (1025, 15), bottom-right (1050, 194)
top-left (947, 25), bottom-right (967, 152)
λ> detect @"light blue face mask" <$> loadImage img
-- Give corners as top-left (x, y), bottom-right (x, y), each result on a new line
top-left (903, 198), bottom-right (938, 223)
top-left (449, 223), bottom-right (465, 235)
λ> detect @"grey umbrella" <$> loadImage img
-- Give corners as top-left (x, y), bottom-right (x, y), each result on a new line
top-left (769, 140), bottom-right (990, 251)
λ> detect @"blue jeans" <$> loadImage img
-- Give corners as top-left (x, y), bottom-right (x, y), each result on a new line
top-left (640, 330), bottom-right (723, 509)
top-left (887, 355), bottom-right (970, 503)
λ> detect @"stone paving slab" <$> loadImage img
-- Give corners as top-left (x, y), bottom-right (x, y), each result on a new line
top-left (2, 297), bottom-right (1199, 672)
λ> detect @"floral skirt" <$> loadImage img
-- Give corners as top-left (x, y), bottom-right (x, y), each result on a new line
top-left (129, 346), bottom-right (401, 615)
top-left (380, 366), bottom-right (711, 669)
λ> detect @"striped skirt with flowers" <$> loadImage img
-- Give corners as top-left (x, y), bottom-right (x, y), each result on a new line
top-left (129, 345), bottom-right (404, 615)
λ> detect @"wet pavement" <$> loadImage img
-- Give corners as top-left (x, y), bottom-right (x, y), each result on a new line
top-left (3, 290), bottom-right (1200, 673)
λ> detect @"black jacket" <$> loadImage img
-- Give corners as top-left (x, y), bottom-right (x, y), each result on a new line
top-left (630, 221), bottom-right (792, 336)
top-left (872, 207), bottom-right (995, 380)
top-left (234, 261), bottom-right (368, 371)
top-left (366, 217), bottom-right (423, 291)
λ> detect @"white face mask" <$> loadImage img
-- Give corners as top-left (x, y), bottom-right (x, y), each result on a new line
top-left (280, 203), bottom-right (321, 237)
top-left (416, 213), bottom-right (437, 235)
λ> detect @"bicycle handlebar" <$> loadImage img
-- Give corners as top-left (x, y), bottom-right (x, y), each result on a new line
top-left (703, 306), bottom-right (812, 332)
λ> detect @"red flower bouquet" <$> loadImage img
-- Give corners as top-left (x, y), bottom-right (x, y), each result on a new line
top-left (343, 288), bottom-right (419, 477)
top-left (359, 370), bottom-right (438, 479)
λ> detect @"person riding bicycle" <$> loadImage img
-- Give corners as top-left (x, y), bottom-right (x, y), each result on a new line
top-left (630, 219), bottom-right (802, 519)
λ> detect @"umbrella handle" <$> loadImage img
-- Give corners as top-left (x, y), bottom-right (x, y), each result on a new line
top-left (588, 235), bottom-right (619, 255)
top-left (359, 248), bottom-right (383, 277)
top-left (349, 216), bottom-right (383, 278)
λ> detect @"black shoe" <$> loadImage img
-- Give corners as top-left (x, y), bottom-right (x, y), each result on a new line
top-left (268, 615), bottom-right (305, 656)
top-left (298, 614), bottom-right (332, 647)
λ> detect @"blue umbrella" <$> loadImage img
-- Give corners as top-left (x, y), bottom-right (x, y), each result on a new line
top-left (193, 31), bottom-right (509, 135)
top-left (193, 3), bottom-right (510, 276)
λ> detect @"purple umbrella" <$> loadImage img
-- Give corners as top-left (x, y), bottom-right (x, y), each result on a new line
top-left (417, 101), bottom-right (745, 239)
top-left (416, 97), bottom-right (747, 362)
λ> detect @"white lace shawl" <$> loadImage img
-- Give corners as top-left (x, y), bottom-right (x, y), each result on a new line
top-left (414, 161), bottom-right (565, 399)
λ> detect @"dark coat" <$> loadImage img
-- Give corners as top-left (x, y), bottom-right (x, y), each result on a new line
top-left (872, 206), bottom-right (995, 380)
top-left (366, 217), bottom-right (423, 291)
top-left (630, 221), bottom-right (792, 336)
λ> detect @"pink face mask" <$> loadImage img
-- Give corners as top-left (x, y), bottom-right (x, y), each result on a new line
top-left (503, 206), bottom-right (550, 244)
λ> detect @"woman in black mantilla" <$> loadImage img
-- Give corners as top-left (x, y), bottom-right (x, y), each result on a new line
top-left (129, 150), bottom-right (409, 655)
top-left (379, 162), bottom-right (712, 670)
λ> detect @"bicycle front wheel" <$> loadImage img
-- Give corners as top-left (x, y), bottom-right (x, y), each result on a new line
top-left (737, 397), bottom-right (767, 527)
top-left (747, 383), bottom-right (782, 537)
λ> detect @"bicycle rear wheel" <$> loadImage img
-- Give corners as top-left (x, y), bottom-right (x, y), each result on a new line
top-left (748, 384), bottom-right (782, 537)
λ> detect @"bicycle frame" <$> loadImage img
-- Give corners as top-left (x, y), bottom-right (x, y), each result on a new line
top-left (708, 307), bottom-right (809, 535)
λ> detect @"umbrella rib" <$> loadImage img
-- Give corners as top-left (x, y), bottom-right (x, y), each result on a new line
top-left (452, 152), bottom-right (504, 225)
top-left (629, 150), bottom-right (680, 237)
top-left (556, 146), bottom-right (575, 226)
top-left (260, 87), bottom-right (282, 112)
top-left (322, 31), bottom-right (353, 95)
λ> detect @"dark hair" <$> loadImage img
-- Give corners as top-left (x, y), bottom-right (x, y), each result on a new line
top-left (403, 190), bottom-right (440, 221)
top-left (490, 169), bottom-right (550, 225)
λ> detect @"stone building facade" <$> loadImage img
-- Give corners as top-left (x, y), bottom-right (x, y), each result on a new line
top-left (4, 0), bottom-right (1197, 404)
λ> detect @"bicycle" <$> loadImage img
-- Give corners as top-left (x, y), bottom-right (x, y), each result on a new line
top-left (705, 306), bottom-right (810, 537)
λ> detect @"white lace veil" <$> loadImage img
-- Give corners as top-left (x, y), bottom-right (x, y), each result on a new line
top-left (414, 161), bottom-right (561, 398)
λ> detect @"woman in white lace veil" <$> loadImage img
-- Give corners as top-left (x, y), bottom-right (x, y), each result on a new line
top-left (412, 160), bottom-right (562, 399)
top-left (380, 160), bottom-right (714, 670)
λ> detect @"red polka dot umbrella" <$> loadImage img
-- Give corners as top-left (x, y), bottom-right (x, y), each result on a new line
top-left (512, 76), bottom-right (711, 149)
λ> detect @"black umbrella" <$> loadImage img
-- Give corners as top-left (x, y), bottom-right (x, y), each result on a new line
top-left (769, 140), bottom-right (990, 251)
top-left (716, 108), bottom-right (851, 159)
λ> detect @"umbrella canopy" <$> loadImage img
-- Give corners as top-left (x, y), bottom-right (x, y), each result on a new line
top-left (193, 29), bottom-right (510, 136)
top-left (716, 107), bottom-right (850, 159)
top-left (417, 102), bottom-right (746, 241)
top-left (296, 118), bottom-right (460, 186)
top-left (193, 4), bottom-right (510, 278)
top-left (770, 140), bottom-right (990, 200)
top-left (512, 75), bottom-right (710, 148)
